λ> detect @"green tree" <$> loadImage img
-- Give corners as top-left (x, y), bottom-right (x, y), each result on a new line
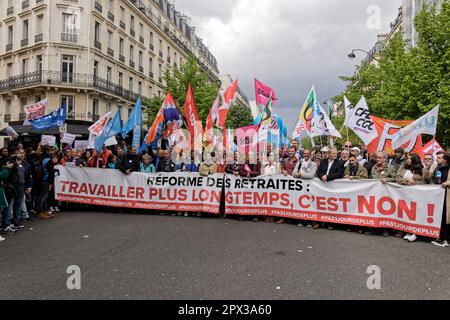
top-left (143, 56), bottom-right (219, 127)
top-left (335, 1), bottom-right (450, 147)
top-left (225, 104), bottom-right (254, 129)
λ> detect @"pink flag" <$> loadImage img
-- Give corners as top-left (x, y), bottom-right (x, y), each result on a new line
top-left (255, 79), bottom-right (278, 107)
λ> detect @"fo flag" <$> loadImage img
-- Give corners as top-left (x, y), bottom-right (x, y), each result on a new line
top-left (30, 105), bottom-right (67, 132)
top-left (368, 117), bottom-right (423, 156)
top-left (391, 105), bottom-right (440, 150)
top-left (183, 84), bottom-right (200, 140)
top-left (254, 79), bottom-right (278, 107)
top-left (344, 96), bottom-right (377, 145)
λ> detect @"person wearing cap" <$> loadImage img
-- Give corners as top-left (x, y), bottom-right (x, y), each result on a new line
top-left (320, 146), bottom-right (330, 160)
top-left (351, 147), bottom-right (367, 166)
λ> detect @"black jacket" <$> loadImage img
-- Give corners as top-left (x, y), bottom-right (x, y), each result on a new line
top-left (317, 159), bottom-right (344, 182)
top-left (157, 158), bottom-right (176, 173)
top-left (118, 154), bottom-right (140, 174)
top-left (226, 163), bottom-right (243, 175)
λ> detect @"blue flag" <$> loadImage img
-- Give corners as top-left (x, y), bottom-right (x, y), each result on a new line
top-left (31, 105), bottom-right (66, 131)
top-left (122, 99), bottom-right (142, 141)
top-left (95, 111), bottom-right (122, 152)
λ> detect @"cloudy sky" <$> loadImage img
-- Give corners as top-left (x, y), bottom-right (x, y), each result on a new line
top-left (175, 0), bottom-right (402, 132)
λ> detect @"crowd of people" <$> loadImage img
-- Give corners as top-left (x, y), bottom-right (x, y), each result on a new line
top-left (0, 136), bottom-right (449, 248)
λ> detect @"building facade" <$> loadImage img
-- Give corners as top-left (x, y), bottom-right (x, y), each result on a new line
top-left (363, 0), bottom-right (443, 65)
top-left (0, 0), bottom-right (219, 145)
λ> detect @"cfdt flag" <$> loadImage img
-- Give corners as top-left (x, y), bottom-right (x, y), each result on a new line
top-left (30, 105), bottom-right (67, 132)
top-left (254, 79), bottom-right (278, 107)
top-left (183, 84), bottom-right (200, 140)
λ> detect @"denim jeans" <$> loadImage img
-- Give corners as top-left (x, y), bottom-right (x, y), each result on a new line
top-left (12, 185), bottom-right (25, 226)
top-left (20, 196), bottom-right (29, 219)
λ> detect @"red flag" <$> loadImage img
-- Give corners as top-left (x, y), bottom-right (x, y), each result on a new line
top-left (223, 80), bottom-right (238, 106)
top-left (183, 84), bottom-right (200, 140)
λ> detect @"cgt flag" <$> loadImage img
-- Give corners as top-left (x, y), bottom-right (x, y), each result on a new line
top-left (391, 105), bottom-right (440, 150)
top-left (421, 139), bottom-right (444, 160)
top-left (30, 105), bottom-right (67, 132)
top-left (183, 84), bottom-right (200, 140)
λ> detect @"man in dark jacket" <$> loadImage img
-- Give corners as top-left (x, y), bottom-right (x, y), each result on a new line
top-left (316, 147), bottom-right (344, 231)
top-left (157, 149), bottom-right (176, 173)
top-left (317, 147), bottom-right (345, 183)
top-left (12, 149), bottom-right (32, 228)
top-left (118, 146), bottom-right (140, 175)
top-left (226, 151), bottom-right (243, 176)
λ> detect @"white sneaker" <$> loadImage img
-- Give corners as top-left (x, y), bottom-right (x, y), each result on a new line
top-left (406, 234), bottom-right (417, 242)
top-left (184, 213), bottom-right (189, 217)
top-left (54, 207), bottom-right (60, 212)
top-left (297, 223), bottom-right (303, 228)
top-left (0, 235), bottom-right (5, 242)
top-left (49, 207), bottom-right (55, 212)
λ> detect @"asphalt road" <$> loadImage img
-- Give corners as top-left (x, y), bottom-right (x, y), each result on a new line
top-left (1, 210), bottom-right (450, 300)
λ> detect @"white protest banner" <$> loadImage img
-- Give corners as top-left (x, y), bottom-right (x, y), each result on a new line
top-left (61, 133), bottom-right (76, 145)
top-left (392, 105), bottom-right (440, 150)
top-left (41, 135), bottom-right (56, 146)
top-left (23, 99), bottom-right (48, 125)
top-left (55, 167), bottom-right (224, 214)
top-left (224, 175), bottom-right (445, 238)
top-left (74, 140), bottom-right (89, 150)
top-left (344, 96), bottom-right (378, 145)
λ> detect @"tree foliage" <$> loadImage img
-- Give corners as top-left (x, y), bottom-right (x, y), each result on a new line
top-left (143, 56), bottom-right (219, 127)
top-left (225, 104), bottom-right (255, 129)
top-left (335, 2), bottom-right (450, 147)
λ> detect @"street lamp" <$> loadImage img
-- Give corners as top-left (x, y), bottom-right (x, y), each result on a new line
top-left (347, 49), bottom-right (380, 62)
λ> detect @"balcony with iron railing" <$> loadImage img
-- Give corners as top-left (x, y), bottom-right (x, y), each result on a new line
top-left (159, 51), bottom-right (163, 59)
top-left (21, 38), bottom-right (29, 47)
top-left (120, 21), bottom-right (126, 30)
top-left (0, 71), bottom-right (142, 103)
top-left (94, 40), bottom-right (102, 50)
top-left (7, 7), bottom-right (14, 15)
top-left (35, 33), bottom-right (43, 43)
top-left (149, 72), bottom-right (153, 79)
top-left (119, 54), bottom-right (125, 63)
top-left (139, 66), bottom-right (144, 73)
top-left (4, 114), bottom-right (11, 122)
top-left (139, 36), bottom-right (145, 44)
top-left (149, 44), bottom-right (154, 51)
top-left (107, 48), bottom-right (114, 57)
top-left (61, 33), bottom-right (78, 43)
top-left (6, 43), bottom-right (13, 52)
top-left (129, 60), bottom-right (135, 68)
top-left (130, 29), bottom-right (135, 37)
top-left (108, 11), bottom-right (114, 22)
